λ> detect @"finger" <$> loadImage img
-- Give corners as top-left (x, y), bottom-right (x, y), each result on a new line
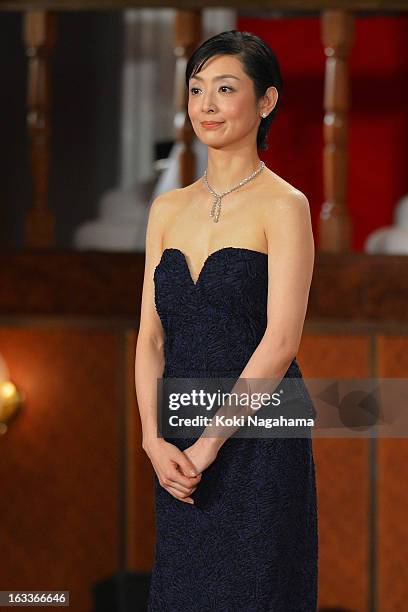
top-left (161, 470), bottom-right (198, 494)
top-left (168, 463), bottom-right (201, 488)
top-left (177, 454), bottom-right (200, 478)
top-left (164, 485), bottom-right (195, 504)
top-left (160, 476), bottom-right (191, 494)
top-left (165, 479), bottom-right (198, 495)
top-left (169, 446), bottom-right (202, 475)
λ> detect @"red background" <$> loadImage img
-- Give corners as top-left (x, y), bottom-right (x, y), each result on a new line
top-left (236, 15), bottom-right (408, 251)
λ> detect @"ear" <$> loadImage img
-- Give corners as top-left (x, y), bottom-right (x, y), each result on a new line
top-left (259, 86), bottom-right (279, 116)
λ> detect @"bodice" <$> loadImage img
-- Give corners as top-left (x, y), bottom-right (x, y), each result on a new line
top-left (153, 246), bottom-right (316, 417)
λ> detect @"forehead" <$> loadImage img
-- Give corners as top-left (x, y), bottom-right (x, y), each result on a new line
top-left (190, 54), bottom-right (245, 81)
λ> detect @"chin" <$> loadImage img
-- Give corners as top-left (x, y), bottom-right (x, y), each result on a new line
top-left (204, 139), bottom-right (226, 150)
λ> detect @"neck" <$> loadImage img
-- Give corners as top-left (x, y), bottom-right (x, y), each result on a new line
top-left (204, 148), bottom-right (263, 193)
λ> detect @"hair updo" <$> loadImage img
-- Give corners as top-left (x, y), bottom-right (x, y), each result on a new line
top-left (185, 30), bottom-right (283, 151)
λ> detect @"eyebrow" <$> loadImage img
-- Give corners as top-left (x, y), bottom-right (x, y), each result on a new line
top-left (189, 74), bottom-right (241, 82)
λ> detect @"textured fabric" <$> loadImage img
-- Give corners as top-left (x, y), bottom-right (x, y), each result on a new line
top-left (148, 246), bottom-right (318, 611)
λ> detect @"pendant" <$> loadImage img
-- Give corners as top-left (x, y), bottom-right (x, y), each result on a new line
top-left (210, 196), bottom-right (221, 223)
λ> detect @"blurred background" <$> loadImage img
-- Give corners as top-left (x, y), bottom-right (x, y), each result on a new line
top-left (0, 2), bottom-right (407, 611)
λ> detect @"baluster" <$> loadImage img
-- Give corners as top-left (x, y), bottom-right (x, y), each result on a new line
top-left (319, 9), bottom-right (355, 252)
top-left (173, 10), bottom-right (201, 188)
top-left (23, 11), bottom-right (56, 247)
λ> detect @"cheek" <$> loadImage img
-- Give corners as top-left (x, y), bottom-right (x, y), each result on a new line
top-left (231, 106), bottom-right (245, 119)
top-left (226, 104), bottom-right (251, 122)
top-left (224, 96), bottom-right (254, 120)
top-left (187, 99), bottom-right (197, 118)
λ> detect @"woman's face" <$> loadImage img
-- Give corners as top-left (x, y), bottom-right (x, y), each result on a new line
top-left (188, 54), bottom-right (265, 149)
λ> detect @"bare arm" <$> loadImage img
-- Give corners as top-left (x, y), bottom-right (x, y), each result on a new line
top-left (194, 189), bottom-right (315, 451)
top-left (135, 192), bottom-right (202, 503)
top-left (135, 194), bottom-right (167, 447)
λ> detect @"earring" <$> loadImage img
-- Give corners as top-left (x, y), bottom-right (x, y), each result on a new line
top-left (261, 112), bottom-right (268, 118)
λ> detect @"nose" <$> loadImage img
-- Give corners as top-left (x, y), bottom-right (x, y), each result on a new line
top-left (201, 91), bottom-right (216, 114)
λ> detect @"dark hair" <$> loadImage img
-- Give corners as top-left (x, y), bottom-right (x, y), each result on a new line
top-left (185, 30), bottom-right (283, 151)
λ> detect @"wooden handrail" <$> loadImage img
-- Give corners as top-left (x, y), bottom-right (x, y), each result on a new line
top-left (0, 1), bottom-right (407, 12)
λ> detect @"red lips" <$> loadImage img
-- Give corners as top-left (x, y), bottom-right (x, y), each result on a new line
top-left (201, 121), bottom-right (224, 128)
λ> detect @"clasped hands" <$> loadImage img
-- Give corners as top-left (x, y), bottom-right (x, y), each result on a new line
top-left (143, 435), bottom-right (221, 505)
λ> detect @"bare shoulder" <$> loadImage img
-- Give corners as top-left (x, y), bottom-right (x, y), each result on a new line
top-left (150, 186), bottom-right (183, 210)
top-left (151, 183), bottom-right (197, 208)
top-left (257, 170), bottom-right (310, 227)
top-left (148, 187), bottom-right (185, 226)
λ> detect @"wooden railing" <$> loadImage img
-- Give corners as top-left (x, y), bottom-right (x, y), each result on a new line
top-left (1, 0), bottom-right (406, 250)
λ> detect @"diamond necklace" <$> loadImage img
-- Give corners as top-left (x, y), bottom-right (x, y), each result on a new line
top-left (203, 160), bottom-right (266, 223)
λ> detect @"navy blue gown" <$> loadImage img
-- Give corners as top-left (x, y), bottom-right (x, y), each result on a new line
top-left (148, 246), bottom-right (318, 611)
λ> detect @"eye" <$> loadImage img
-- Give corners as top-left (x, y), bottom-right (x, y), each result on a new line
top-left (189, 85), bottom-right (234, 95)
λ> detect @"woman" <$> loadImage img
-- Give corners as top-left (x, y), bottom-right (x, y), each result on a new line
top-left (135, 30), bottom-right (318, 611)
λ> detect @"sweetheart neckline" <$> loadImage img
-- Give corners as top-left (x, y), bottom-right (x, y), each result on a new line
top-left (159, 246), bottom-right (268, 288)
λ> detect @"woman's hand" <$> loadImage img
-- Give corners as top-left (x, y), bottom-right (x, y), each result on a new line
top-left (183, 437), bottom-right (221, 474)
top-left (143, 437), bottom-right (202, 504)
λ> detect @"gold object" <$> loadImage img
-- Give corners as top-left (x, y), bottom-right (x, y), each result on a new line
top-left (0, 381), bottom-right (24, 435)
